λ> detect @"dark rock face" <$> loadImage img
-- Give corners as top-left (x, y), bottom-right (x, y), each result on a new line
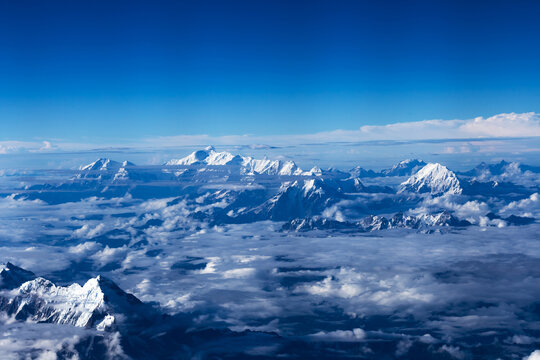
top-left (0, 262), bottom-right (36, 290)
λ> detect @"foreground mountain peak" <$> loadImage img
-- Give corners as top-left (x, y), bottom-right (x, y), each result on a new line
top-left (2, 274), bottom-right (144, 330)
top-left (400, 163), bottom-right (462, 195)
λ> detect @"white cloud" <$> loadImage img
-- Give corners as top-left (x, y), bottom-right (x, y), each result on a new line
top-left (2, 112), bottom-right (538, 154)
top-left (413, 195), bottom-right (490, 224)
top-left (438, 345), bottom-right (465, 359)
top-left (459, 112), bottom-right (540, 137)
top-left (73, 223), bottom-right (105, 239)
top-left (309, 328), bottom-right (366, 342)
top-left (146, 112), bottom-right (540, 146)
top-left (90, 245), bottom-right (129, 268)
top-left (443, 145), bottom-right (472, 154)
top-left (222, 267), bottom-right (256, 279)
top-left (501, 193), bottom-right (540, 218)
top-left (0, 140), bottom-right (57, 154)
top-left (525, 350), bottom-right (540, 360)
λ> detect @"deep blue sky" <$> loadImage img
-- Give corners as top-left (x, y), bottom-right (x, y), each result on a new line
top-left (1, 0), bottom-right (540, 142)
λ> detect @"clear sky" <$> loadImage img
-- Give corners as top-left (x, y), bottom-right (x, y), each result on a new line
top-left (1, 0), bottom-right (540, 143)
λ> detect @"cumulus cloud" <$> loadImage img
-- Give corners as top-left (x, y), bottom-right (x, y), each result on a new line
top-left (309, 328), bottom-right (366, 342)
top-left (0, 322), bottom-right (93, 360)
top-left (438, 345), bottom-right (465, 359)
top-left (73, 223), bottom-right (106, 238)
top-left (413, 195), bottom-right (491, 224)
top-left (90, 246), bottom-right (129, 268)
top-left (501, 193), bottom-right (540, 218)
top-left (525, 350), bottom-right (540, 360)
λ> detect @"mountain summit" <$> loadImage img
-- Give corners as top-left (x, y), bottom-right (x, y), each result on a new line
top-left (165, 147), bottom-right (314, 176)
top-left (0, 262), bottom-right (36, 290)
top-left (1, 274), bottom-right (146, 331)
top-left (399, 163), bottom-right (462, 195)
top-left (382, 159), bottom-right (427, 177)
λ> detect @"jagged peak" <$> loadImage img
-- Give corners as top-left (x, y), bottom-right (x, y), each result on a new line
top-left (4, 274), bottom-right (145, 330)
top-left (17, 275), bottom-right (141, 312)
top-left (19, 277), bottom-right (56, 294)
top-left (417, 162), bottom-right (448, 174)
top-left (382, 158), bottom-right (427, 176)
top-left (166, 148), bottom-right (307, 176)
top-left (165, 147), bottom-right (236, 166)
top-left (0, 261), bottom-right (16, 272)
top-left (400, 163), bottom-right (462, 195)
top-left (80, 158), bottom-right (124, 171)
top-left (0, 263), bottom-right (36, 290)
top-left (1, 262), bottom-right (33, 275)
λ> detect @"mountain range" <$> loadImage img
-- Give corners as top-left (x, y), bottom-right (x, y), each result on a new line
top-left (5, 148), bottom-right (539, 231)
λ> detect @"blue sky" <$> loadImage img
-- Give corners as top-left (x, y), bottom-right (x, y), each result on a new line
top-left (1, 0), bottom-right (540, 143)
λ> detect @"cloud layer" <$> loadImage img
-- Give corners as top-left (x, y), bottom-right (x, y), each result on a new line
top-left (148, 112), bottom-right (540, 146)
top-left (2, 112), bottom-right (539, 154)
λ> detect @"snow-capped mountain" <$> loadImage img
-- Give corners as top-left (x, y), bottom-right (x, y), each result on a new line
top-left (459, 160), bottom-right (540, 189)
top-left (0, 262), bottom-right (36, 290)
top-left (2, 151), bottom-right (540, 360)
top-left (349, 166), bottom-right (378, 178)
top-left (282, 210), bottom-right (472, 232)
top-left (358, 215), bottom-right (390, 231)
top-left (399, 163), bottom-right (462, 195)
top-left (78, 158), bottom-right (137, 182)
top-left (281, 217), bottom-right (355, 231)
top-left (165, 146), bottom-right (318, 176)
top-left (165, 146), bottom-right (239, 166)
top-left (381, 159), bottom-right (427, 177)
top-left (418, 210), bottom-right (471, 227)
top-left (80, 158), bottom-right (135, 171)
top-left (463, 160), bottom-right (540, 178)
top-left (259, 179), bottom-right (341, 221)
top-left (0, 274), bottom-right (147, 331)
top-left (8, 153), bottom-right (538, 228)
top-left (349, 159), bottom-right (426, 178)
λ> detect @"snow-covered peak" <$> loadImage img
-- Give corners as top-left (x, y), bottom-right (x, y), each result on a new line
top-left (5, 275), bottom-right (144, 330)
top-left (166, 148), bottom-right (311, 176)
top-left (19, 276), bottom-right (107, 311)
top-left (80, 158), bottom-right (123, 171)
top-left (165, 148), bottom-right (239, 166)
top-left (400, 163), bottom-right (462, 195)
top-left (382, 159), bottom-right (427, 176)
top-left (302, 179), bottom-right (323, 196)
top-left (305, 166), bottom-right (323, 176)
top-left (243, 158), bottom-right (302, 176)
top-left (278, 179), bottom-right (327, 196)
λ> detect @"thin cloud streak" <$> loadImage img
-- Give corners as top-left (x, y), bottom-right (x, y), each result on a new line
top-left (145, 112), bottom-right (540, 146)
top-left (1, 112), bottom-right (539, 154)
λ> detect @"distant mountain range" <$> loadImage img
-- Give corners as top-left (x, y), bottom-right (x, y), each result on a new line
top-left (5, 148), bottom-right (539, 231)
